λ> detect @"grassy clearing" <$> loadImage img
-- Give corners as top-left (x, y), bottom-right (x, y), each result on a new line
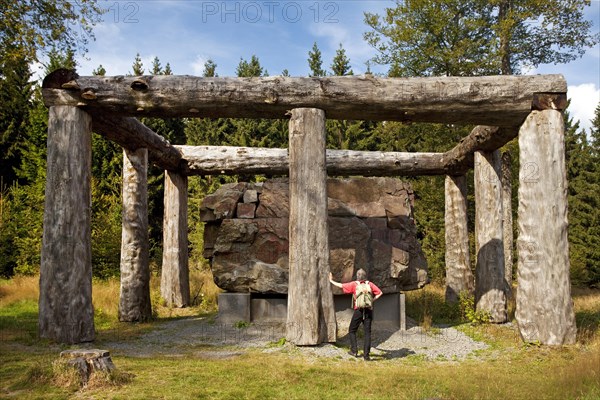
top-left (1, 276), bottom-right (599, 399)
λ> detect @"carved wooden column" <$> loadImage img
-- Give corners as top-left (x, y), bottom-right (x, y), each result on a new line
top-left (39, 106), bottom-right (94, 343)
top-left (286, 108), bottom-right (336, 345)
top-left (161, 171), bottom-right (190, 307)
top-left (474, 150), bottom-right (507, 323)
top-left (501, 151), bottom-right (513, 292)
top-left (444, 175), bottom-right (474, 303)
top-left (516, 110), bottom-right (576, 344)
top-left (119, 148), bottom-right (152, 321)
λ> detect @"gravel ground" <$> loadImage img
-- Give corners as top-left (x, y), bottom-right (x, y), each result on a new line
top-left (101, 314), bottom-right (488, 362)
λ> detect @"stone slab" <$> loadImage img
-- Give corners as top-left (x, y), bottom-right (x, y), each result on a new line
top-left (218, 293), bottom-right (251, 324)
top-left (251, 297), bottom-right (287, 322)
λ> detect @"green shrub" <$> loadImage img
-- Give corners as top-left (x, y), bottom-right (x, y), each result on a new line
top-left (459, 291), bottom-right (491, 325)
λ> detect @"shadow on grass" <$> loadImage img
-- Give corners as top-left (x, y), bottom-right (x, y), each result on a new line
top-left (376, 348), bottom-right (416, 360)
top-left (0, 300), bottom-right (38, 343)
top-left (576, 309), bottom-right (600, 344)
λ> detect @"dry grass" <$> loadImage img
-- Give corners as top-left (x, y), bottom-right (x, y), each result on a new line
top-left (0, 275), bottom-right (39, 307)
top-left (572, 287), bottom-right (600, 346)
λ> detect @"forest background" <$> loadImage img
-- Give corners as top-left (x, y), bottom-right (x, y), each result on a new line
top-left (1, 0), bottom-right (599, 290)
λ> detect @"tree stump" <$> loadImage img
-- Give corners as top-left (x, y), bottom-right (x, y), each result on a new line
top-left (60, 349), bottom-right (115, 386)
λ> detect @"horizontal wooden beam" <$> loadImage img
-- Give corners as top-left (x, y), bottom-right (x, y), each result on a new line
top-left (91, 111), bottom-right (182, 171)
top-left (442, 125), bottom-right (519, 175)
top-left (176, 145), bottom-right (446, 176)
top-left (42, 70), bottom-right (566, 127)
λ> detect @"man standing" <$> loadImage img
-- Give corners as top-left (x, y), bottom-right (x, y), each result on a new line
top-left (329, 269), bottom-right (383, 360)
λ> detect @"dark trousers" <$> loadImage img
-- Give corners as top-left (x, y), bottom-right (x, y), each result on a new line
top-left (348, 308), bottom-right (373, 356)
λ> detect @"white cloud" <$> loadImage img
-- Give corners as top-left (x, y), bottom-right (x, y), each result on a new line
top-left (310, 23), bottom-right (350, 49)
top-left (568, 83), bottom-right (600, 132)
top-left (191, 55), bottom-right (209, 76)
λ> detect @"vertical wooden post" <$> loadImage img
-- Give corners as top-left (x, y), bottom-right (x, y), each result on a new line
top-left (474, 150), bottom-right (507, 323)
top-left (39, 106), bottom-right (94, 343)
top-left (501, 151), bottom-right (513, 292)
top-left (516, 110), bottom-right (576, 344)
top-left (444, 175), bottom-right (474, 303)
top-left (286, 108), bottom-right (336, 345)
top-left (119, 148), bottom-right (152, 322)
top-left (161, 171), bottom-right (190, 307)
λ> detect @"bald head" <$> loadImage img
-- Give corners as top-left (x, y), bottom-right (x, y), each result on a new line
top-left (356, 269), bottom-right (367, 281)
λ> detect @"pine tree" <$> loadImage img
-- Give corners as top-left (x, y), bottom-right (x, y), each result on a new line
top-left (236, 55), bottom-right (264, 77)
top-left (203, 60), bottom-right (217, 77)
top-left (92, 64), bottom-right (106, 76)
top-left (308, 42), bottom-right (326, 76)
top-left (132, 53), bottom-right (144, 76)
top-left (564, 109), bottom-right (600, 287)
top-left (331, 44), bottom-right (353, 76)
top-left (163, 63), bottom-right (173, 75)
top-left (0, 48), bottom-right (33, 187)
top-left (4, 49), bottom-right (87, 276)
top-left (45, 47), bottom-right (77, 72)
top-left (151, 56), bottom-right (162, 75)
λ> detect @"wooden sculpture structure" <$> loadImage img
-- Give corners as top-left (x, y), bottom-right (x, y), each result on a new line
top-left (39, 70), bottom-right (576, 345)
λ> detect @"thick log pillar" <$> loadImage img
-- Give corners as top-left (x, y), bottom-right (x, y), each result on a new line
top-left (516, 110), bottom-right (576, 344)
top-left (286, 108), bottom-right (336, 345)
top-left (474, 150), bottom-right (507, 323)
top-left (39, 106), bottom-right (94, 343)
top-left (501, 151), bottom-right (513, 291)
top-left (119, 148), bottom-right (152, 322)
top-left (444, 175), bottom-right (474, 303)
top-left (161, 171), bottom-right (190, 307)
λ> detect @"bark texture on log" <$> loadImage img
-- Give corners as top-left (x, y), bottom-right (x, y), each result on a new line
top-left (161, 171), bottom-right (190, 307)
top-left (501, 151), bottom-right (514, 290)
top-left (442, 126), bottom-right (519, 175)
top-left (119, 148), bottom-right (152, 322)
top-left (286, 108), bottom-right (337, 345)
top-left (516, 110), bottom-right (576, 345)
top-left (39, 106), bottom-right (95, 343)
top-left (474, 150), bottom-right (507, 323)
top-left (42, 71), bottom-right (566, 126)
top-left (91, 112), bottom-right (182, 171)
top-left (444, 175), bottom-right (474, 303)
top-left (176, 145), bottom-right (446, 176)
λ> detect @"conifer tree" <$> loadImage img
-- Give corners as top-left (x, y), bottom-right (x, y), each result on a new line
top-left (236, 55), bottom-right (264, 77)
top-left (203, 60), bottom-right (217, 77)
top-left (92, 64), bottom-right (107, 76)
top-left (331, 43), bottom-right (353, 76)
top-left (151, 56), bottom-right (162, 75)
top-left (132, 53), bottom-right (144, 76)
top-left (308, 42), bottom-right (326, 77)
top-left (564, 110), bottom-right (600, 286)
top-left (0, 48), bottom-right (32, 186)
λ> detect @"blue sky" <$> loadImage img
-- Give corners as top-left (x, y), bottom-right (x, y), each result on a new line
top-left (60, 0), bottom-right (600, 131)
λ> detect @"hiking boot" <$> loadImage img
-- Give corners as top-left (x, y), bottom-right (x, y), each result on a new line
top-left (348, 351), bottom-right (359, 357)
top-left (364, 355), bottom-right (371, 361)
